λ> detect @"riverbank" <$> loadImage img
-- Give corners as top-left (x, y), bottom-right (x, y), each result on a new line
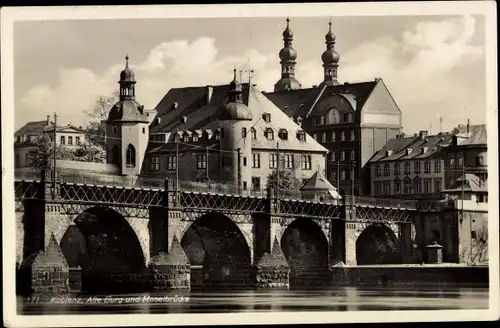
top-left (329, 264), bottom-right (489, 287)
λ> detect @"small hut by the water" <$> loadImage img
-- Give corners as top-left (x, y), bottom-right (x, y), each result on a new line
top-left (300, 170), bottom-right (341, 204)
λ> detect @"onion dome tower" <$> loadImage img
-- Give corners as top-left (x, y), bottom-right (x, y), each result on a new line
top-left (320, 19), bottom-right (341, 87)
top-left (106, 55), bottom-right (149, 177)
top-left (274, 17), bottom-right (302, 92)
top-left (218, 69), bottom-right (253, 189)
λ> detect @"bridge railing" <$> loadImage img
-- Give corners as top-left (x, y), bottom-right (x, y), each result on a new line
top-left (343, 196), bottom-right (418, 210)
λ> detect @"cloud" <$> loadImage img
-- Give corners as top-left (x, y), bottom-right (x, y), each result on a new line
top-left (19, 15), bottom-right (485, 134)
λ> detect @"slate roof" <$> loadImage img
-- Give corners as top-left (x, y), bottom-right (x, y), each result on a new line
top-left (15, 120), bottom-right (84, 137)
top-left (456, 124), bottom-right (487, 146)
top-left (264, 80), bottom-right (378, 118)
top-left (107, 99), bottom-right (149, 123)
top-left (367, 133), bottom-right (454, 164)
top-left (300, 169), bottom-right (337, 191)
top-left (149, 83), bottom-right (328, 153)
top-left (444, 173), bottom-right (488, 193)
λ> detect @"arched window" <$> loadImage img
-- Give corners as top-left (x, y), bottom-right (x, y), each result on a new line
top-left (414, 176), bottom-right (421, 194)
top-left (325, 108), bottom-right (340, 124)
top-left (126, 144), bottom-right (136, 167)
top-left (111, 145), bottom-right (120, 165)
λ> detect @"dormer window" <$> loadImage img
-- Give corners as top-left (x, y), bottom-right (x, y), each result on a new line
top-left (214, 130), bottom-right (221, 141)
top-left (406, 148), bottom-right (413, 155)
top-left (278, 129), bottom-right (288, 140)
top-left (262, 113), bottom-right (271, 123)
top-left (181, 116), bottom-right (188, 124)
top-left (192, 133), bottom-right (199, 142)
top-left (386, 150), bottom-right (393, 156)
top-left (296, 131), bottom-right (306, 142)
top-left (264, 128), bottom-right (274, 140)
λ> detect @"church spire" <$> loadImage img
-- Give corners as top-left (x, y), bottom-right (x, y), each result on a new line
top-left (320, 18), bottom-right (340, 87)
top-left (274, 17), bottom-right (301, 92)
top-left (119, 54), bottom-right (136, 100)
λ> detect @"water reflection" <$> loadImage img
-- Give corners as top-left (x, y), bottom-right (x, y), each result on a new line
top-left (18, 286), bottom-right (488, 315)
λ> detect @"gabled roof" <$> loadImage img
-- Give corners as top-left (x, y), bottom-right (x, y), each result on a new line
top-left (368, 133), bottom-right (454, 164)
top-left (264, 80), bottom-right (378, 118)
top-left (150, 83), bottom-right (328, 153)
top-left (300, 169), bottom-right (337, 191)
top-left (456, 124), bottom-right (487, 146)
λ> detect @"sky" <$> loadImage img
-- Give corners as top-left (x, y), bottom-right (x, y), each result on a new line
top-left (13, 14), bottom-right (486, 134)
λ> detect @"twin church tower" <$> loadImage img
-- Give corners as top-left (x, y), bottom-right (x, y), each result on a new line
top-left (274, 18), bottom-right (340, 92)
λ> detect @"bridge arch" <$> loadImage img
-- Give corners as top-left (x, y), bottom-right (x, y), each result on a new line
top-left (60, 206), bottom-right (146, 292)
top-left (280, 218), bottom-right (329, 287)
top-left (356, 223), bottom-right (401, 265)
top-left (180, 212), bottom-right (252, 288)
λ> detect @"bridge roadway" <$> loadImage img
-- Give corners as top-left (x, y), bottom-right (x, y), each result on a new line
top-left (14, 176), bottom-right (447, 291)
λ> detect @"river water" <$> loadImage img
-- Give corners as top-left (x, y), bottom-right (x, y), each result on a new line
top-left (18, 286), bottom-right (488, 314)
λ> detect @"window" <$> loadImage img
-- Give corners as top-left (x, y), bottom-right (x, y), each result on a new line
top-left (283, 154), bottom-right (293, 169)
top-left (326, 108), bottom-right (340, 124)
top-left (394, 178), bottom-right (401, 194)
top-left (67, 136), bottom-right (72, 145)
top-left (321, 132), bottom-right (327, 143)
top-left (476, 155), bottom-right (484, 166)
top-left (383, 163), bottom-right (390, 176)
top-left (434, 178), bottom-right (442, 192)
top-left (251, 127), bottom-right (257, 140)
top-left (341, 151), bottom-right (346, 161)
top-left (269, 154), bottom-right (278, 168)
top-left (242, 181), bottom-right (248, 190)
top-left (301, 155), bottom-right (312, 170)
top-left (279, 129), bottom-right (288, 140)
top-left (331, 131), bottom-right (336, 142)
top-left (403, 177), bottom-right (412, 194)
top-left (167, 156), bottom-right (176, 171)
top-left (150, 156), bottom-right (160, 171)
top-left (111, 145), bottom-right (119, 165)
top-left (340, 131), bottom-right (345, 141)
top-left (296, 131), bottom-right (306, 141)
top-left (350, 130), bottom-right (355, 141)
top-left (243, 157), bottom-right (247, 166)
top-left (449, 156), bottom-right (455, 168)
top-left (313, 133), bottom-right (317, 140)
top-left (435, 160), bottom-right (441, 173)
top-left (350, 150), bottom-right (356, 161)
top-left (126, 144), bottom-right (136, 167)
top-left (395, 163), bottom-right (400, 175)
top-left (457, 152), bottom-right (464, 167)
top-left (196, 154), bottom-right (207, 169)
top-left (448, 176), bottom-right (455, 188)
top-left (265, 128), bottom-right (274, 140)
top-left (424, 161), bottom-right (431, 173)
top-left (262, 113), bottom-right (271, 123)
top-left (75, 136), bottom-right (81, 145)
top-left (183, 134), bottom-right (189, 143)
top-left (251, 177), bottom-right (261, 191)
top-left (331, 168), bottom-right (337, 180)
top-left (330, 152), bottom-right (336, 162)
top-left (383, 182), bottom-right (391, 195)
top-left (142, 128), bottom-right (146, 134)
top-left (252, 153), bottom-right (261, 168)
top-left (414, 177), bottom-right (421, 193)
top-left (424, 179), bottom-right (432, 193)
top-left (404, 162), bottom-right (411, 174)
top-left (341, 169), bottom-right (347, 181)
top-left (15, 154), bottom-right (20, 168)
top-left (414, 162), bottom-right (420, 174)
top-left (60, 136), bottom-right (65, 145)
top-left (242, 127), bottom-right (247, 139)
top-left (374, 182), bottom-right (381, 196)
top-left (192, 134), bottom-right (199, 142)
top-left (319, 116), bottom-right (325, 125)
top-left (214, 130), bottom-right (221, 141)
top-left (375, 164), bottom-right (381, 177)
top-left (112, 126), bottom-right (117, 134)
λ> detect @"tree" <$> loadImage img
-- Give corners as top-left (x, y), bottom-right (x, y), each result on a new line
top-left (84, 90), bottom-right (119, 147)
top-left (72, 140), bottom-right (106, 163)
top-left (266, 169), bottom-right (302, 196)
top-left (30, 134), bottom-right (52, 171)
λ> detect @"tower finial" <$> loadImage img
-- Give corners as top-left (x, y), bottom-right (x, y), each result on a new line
top-left (125, 54), bottom-right (129, 68)
top-left (286, 17), bottom-right (290, 26)
top-left (233, 67), bottom-right (237, 81)
top-left (329, 17), bottom-right (332, 31)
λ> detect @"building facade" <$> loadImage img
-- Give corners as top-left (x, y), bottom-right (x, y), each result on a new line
top-left (104, 61), bottom-right (329, 191)
top-left (366, 131), bottom-right (454, 199)
top-left (14, 116), bottom-right (86, 169)
top-left (265, 18), bottom-right (402, 197)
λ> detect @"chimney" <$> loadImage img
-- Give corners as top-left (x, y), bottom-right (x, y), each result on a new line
top-left (297, 116), bottom-right (303, 127)
top-left (206, 85), bottom-right (214, 104)
top-left (467, 119), bottom-right (470, 134)
top-left (46, 115), bottom-right (50, 124)
top-left (419, 130), bottom-right (428, 139)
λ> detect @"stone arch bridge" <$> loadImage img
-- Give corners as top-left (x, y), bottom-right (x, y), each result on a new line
top-left (14, 178), bottom-right (442, 291)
